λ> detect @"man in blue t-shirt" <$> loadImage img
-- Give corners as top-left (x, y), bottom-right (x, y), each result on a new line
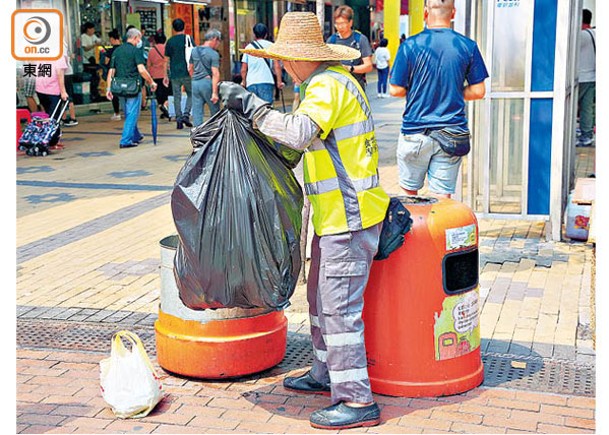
top-left (390, 0), bottom-right (488, 198)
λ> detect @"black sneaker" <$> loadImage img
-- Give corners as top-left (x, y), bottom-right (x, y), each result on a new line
top-left (63, 118), bottom-right (79, 127)
top-left (309, 402), bottom-right (381, 430)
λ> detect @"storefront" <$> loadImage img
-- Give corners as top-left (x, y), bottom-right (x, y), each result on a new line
top-left (451, 0), bottom-right (587, 240)
top-left (16, 0), bottom-right (327, 106)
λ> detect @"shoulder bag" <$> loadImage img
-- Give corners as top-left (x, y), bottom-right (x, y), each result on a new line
top-left (111, 77), bottom-right (141, 97)
top-left (428, 129), bottom-right (471, 157)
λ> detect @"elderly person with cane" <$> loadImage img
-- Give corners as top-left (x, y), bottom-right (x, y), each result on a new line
top-left (219, 12), bottom-right (389, 430)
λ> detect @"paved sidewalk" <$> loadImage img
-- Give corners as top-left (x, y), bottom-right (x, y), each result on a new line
top-left (15, 88), bottom-right (596, 433)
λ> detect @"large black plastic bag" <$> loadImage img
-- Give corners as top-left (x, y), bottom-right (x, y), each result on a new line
top-left (171, 108), bottom-right (304, 310)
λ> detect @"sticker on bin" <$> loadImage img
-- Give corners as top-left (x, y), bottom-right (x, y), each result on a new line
top-left (433, 290), bottom-right (480, 361)
top-left (445, 224), bottom-right (476, 252)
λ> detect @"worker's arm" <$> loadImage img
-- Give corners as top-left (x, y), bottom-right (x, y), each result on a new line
top-left (463, 81), bottom-right (486, 101)
top-left (389, 84), bottom-right (407, 98)
top-left (253, 108), bottom-right (320, 151)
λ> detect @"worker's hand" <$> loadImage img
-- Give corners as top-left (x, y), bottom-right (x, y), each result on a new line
top-left (162, 77), bottom-right (170, 88)
top-left (219, 81), bottom-right (271, 121)
top-left (106, 90), bottom-right (113, 101)
top-left (150, 81), bottom-right (158, 91)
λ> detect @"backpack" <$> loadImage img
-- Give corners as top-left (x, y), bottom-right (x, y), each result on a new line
top-left (328, 31), bottom-right (363, 66)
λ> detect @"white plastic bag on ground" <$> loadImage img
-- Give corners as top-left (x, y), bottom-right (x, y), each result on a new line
top-left (99, 330), bottom-right (164, 419)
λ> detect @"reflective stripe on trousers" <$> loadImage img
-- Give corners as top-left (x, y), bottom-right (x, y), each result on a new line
top-left (307, 223), bottom-right (382, 404)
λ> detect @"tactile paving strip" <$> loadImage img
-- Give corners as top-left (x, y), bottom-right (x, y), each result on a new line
top-left (17, 318), bottom-right (594, 397)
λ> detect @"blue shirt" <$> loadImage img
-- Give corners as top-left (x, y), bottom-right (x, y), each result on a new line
top-left (390, 28), bottom-right (489, 135)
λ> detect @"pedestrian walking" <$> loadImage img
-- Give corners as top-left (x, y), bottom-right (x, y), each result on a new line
top-left (241, 23), bottom-right (284, 103)
top-left (326, 5), bottom-right (374, 92)
top-left (576, 8), bottom-right (595, 147)
top-left (390, 0), bottom-right (488, 198)
top-left (106, 27), bottom-right (158, 148)
top-left (147, 32), bottom-right (171, 120)
top-left (102, 29), bottom-right (123, 121)
top-left (189, 29), bottom-right (221, 127)
top-left (373, 38), bottom-right (390, 98)
top-left (35, 57), bottom-right (69, 116)
top-left (164, 19), bottom-right (193, 129)
top-left (220, 11), bottom-right (389, 430)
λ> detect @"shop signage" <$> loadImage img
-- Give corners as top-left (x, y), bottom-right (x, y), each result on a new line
top-left (497, 0), bottom-right (521, 7)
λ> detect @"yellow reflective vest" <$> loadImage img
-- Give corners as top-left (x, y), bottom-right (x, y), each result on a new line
top-left (296, 65), bottom-right (389, 236)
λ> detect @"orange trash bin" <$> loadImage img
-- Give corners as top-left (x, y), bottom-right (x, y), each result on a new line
top-left (363, 197), bottom-right (484, 397)
top-left (154, 235), bottom-right (287, 379)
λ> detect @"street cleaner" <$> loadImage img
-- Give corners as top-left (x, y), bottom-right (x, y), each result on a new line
top-left (219, 11), bottom-right (390, 430)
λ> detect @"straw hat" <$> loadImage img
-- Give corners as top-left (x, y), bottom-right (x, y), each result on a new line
top-left (240, 12), bottom-right (360, 62)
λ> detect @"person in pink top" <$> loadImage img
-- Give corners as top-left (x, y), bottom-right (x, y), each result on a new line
top-left (147, 32), bottom-right (171, 119)
top-left (35, 57), bottom-right (69, 116)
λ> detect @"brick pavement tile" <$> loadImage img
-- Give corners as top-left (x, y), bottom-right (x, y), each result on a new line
top-left (482, 416), bottom-right (538, 432)
top-left (397, 415), bottom-right (451, 431)
top-left (565, 417), bottom-right (596, 430)
top-left (17, 413), bottom-right (66, 426)
top-left (151, 424), bottom-right (204, 434)
top-left (489, 398), bottom-right (540, 412)
top-left (176, 404), bottom-right (224, 419)
top-left (537, 423), bottom-right (594, 433)
top-left (449, 422), bottom-right (506, 433)
top-left (223, 409), bottom-right (273, 423)
top-left (566, 396), bottom-right (596, 408)
top-left (540, 404), bottom-right (595, 419)
top-left (514, 390), bottom-right (568, 406)
top-left (459, 403), bottom-right (510, 418)
top-left (188, 415), bottom-right (240, 431)
top-left (105, 419), bottom-right (160, 433)
top-left (207, 396), bottom-right (256, 411)
top-left (143, 410), bottom-right (195, 426)
top-left (48, 405), bottom-right (100, 418)
top-left (19, 425), bottom-right (76, 434)
top-left (16, 402), bottom-right (58, 415)
top-left (368, 423), bottom-right (421, 433)
top-left (505, 430), bottom-right (537, 434)
top-left (432, 408), bottom-right (484, 424)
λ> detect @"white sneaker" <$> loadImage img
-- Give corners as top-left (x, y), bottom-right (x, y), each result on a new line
top-left (377, 94), bottom-right (382, 99)
top-left (111, 114), bottom-right (121, 121)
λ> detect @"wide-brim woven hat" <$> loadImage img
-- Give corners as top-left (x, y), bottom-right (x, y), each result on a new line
top-left (240, 12), bottom-right (360, 62)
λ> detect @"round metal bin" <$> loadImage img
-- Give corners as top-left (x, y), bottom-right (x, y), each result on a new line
top-left (363, 197), bottom-right (484, 397)
top-left (154, 235), bottom-right (287, 379)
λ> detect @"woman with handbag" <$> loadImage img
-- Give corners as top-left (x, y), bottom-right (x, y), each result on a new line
top-left (147, 32), bottom-right (171, 120)
top-left (106, 28), bottom-right (158, 149)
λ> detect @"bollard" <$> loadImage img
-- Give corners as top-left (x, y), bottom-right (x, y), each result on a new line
top-left (154, 235), bottom-right (287, 379)
top-left (363, 197), bottom-right (484, 397)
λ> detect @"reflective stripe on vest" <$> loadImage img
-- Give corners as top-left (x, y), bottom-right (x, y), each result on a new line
top-left (305, 173), bottom-right (379, 196)
top-left (302, 69), bottom-right (378, 231)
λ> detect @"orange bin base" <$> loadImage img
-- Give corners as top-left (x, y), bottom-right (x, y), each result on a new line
top-left (154, 309), bottom-right (287, 379)
top-left (369, 354), bottom-right (484, 397)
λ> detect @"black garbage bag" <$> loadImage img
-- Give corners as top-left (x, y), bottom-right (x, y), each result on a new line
top-left (374, 197), bottom-right (413, 261)
top-left (171, 108), bottom-right (304, 310)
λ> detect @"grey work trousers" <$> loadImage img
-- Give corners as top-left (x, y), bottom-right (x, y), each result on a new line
top-left (308, 223), bottom-right (382, 404)
top-left (171, 76), bottom-right (192, 119)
